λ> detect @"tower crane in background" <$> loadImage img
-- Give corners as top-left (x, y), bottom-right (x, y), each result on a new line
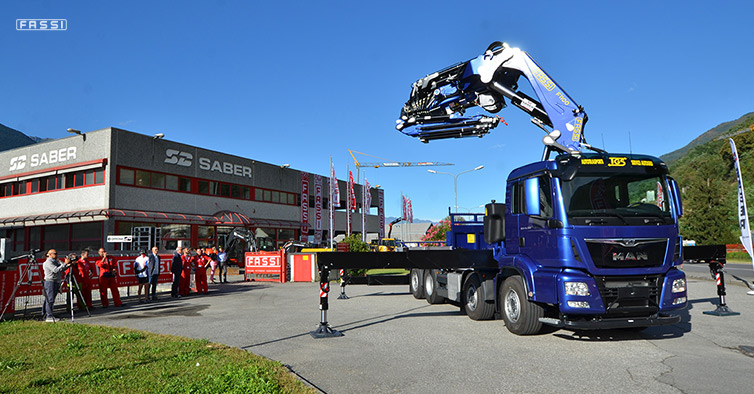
top-left (347, 149), bottom-right (454, 181)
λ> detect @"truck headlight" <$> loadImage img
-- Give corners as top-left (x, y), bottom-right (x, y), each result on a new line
top-left (564, 281), bottom-right (590, 296)
top-left (672, 278), bottom-right (686, 293)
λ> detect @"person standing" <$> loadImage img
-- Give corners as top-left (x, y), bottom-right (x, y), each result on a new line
top-left (67, 249), bottom-right (94, 310)
top-left (42, 249), bottom-right (73, 322)
top-left (179, 248), bottom-right (193, 297)
top-left (195, 248), bottom-right (209, 294)
top-left (217, 246), bottom-right (228, 283)
top-left (147, 246), bottom-right (161, 300)
top-left (208, 247), bottom-right (219, 284)
top-left (170, 247), bottom-right (183, 298)
top-left (97, 248), bottom-right (123, 307)
top-left (134, 251), bottom-right (150, 303)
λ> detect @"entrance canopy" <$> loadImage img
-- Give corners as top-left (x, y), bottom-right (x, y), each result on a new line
top-left (0, 208), bottom-right (306, 229)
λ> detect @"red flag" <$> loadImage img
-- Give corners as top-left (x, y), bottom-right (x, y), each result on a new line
top-left (407, 198), bottom-right (413, 223)
top-left (402, 194), bottom-right (407, 220)
top-left (349, 171), bottom-right (356, 212)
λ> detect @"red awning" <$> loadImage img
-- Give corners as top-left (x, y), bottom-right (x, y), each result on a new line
top-left (0, 208), bottom-right (306, 229)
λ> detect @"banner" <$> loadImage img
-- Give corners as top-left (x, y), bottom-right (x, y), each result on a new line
top-left (407, 197), bottom-right (414, 223)
top-left (378, 189), bottom-right (385, 238)
top-left (314, 175), bottom-right (322, 244)
top-left (244, 250), bottom-right (286, 283)
top-left (331, 162), bottom-right (340, 208)
top-left (1, 255), bottom-right (175, 300)
top-left (656, 181), bottom-right (664, 208)
top-left (348, 171), bottom-right (356, 211)
top-left (730, 138), bottom-right (754, 273)
top-left (301, 172), bottom-right (310, 242)
top-left (402, 194), bottom-right (407, 221)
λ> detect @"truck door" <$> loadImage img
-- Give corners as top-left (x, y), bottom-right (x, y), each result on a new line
top-left (505, 180), bottom-right (524, 255)
top-left (519, 174), bottom-right (556, 263)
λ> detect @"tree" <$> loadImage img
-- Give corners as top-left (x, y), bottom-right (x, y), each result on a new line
top-left (422, 217), bottom-right (451, 242)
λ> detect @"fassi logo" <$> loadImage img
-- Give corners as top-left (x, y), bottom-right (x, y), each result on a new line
top-left (164, 149), bottom-right (193, 167)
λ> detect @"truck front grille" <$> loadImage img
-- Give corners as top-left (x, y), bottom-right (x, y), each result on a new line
top-left (585, 238), bottom-right (667, 269)
top-left (594, 275), bottom-right (662, 317)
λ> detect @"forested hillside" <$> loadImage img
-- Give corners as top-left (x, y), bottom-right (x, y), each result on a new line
top-left (669, 126), bottom-right (754, 244)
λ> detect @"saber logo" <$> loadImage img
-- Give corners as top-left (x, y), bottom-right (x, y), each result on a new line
top-left (164, 149), bottom-right (193, 167)
top-left (16, 19), bottom-right (67, 31)
top-left (9, 155), bottom-right (27, 171)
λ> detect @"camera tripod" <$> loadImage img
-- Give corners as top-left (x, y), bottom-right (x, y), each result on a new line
top-left (0, 249), bottom-right (42, 321)
top-left (62, 267), bottom-right (91, 322)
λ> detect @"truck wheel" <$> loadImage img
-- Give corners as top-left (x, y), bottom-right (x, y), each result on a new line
top-left (424, 269), bottom-right (443, 304)
top-left (464, 274), bottom-right (494, 320)
top-left (500, 276), bottom-right (543, 335)
top-left (410, 269), bottom-right (424, 299)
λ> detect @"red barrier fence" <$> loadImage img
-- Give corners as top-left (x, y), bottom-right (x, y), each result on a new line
top-left (0, 255), bottom-right (175, 314)
top-left (244, 251), bottom-right (286, 283)
top-left (726, 244), bottom-right (746, 253)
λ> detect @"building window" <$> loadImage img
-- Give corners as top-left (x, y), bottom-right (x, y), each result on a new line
top-left (43, 224), bottom-right (69, 251)
top-left (135, 170), bottom-right (150, 187)
top-left (198, 180), bottom-right (209, 195)
top-left (151, 172), bottom-right (165, 189)
top-left (70, 222), bottom-right (103, 251)
top-left (120, 168), bottom-right (135, 185)
top-left (166, 175), bottom-right (179, 191)
top-left (179, 177), bottom-right (191, 192)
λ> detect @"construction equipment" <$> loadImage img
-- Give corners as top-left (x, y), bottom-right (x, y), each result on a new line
top-left (348, 149), bottom-right (453, 181)
top-left (397, 41), bottom-right (604, 158)
top-left (316, 41), bottom-right (687, 336)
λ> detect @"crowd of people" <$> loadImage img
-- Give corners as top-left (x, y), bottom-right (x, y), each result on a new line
top-left (41, 245), bottom-right (229, 322)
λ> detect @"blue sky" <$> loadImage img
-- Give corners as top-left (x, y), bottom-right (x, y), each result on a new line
top-left (2, 1), bottom-right (753, 221)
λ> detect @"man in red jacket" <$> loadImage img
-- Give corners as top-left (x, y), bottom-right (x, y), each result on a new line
top-left (97, 248), bottom-right (122, 307)
top-left (180, 248), bottom-right (194, 297)
top-left (194, 248), bottom-right (210, 294)
top-left (66, 249), bottom-right (94, 309)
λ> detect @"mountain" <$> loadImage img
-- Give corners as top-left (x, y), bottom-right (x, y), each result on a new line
top-left (0, 123), bottom-right (37, 152)
top-left (660, 112), bottom-right (754, 165)
top-left (384, 216), bottom-right (435, 224)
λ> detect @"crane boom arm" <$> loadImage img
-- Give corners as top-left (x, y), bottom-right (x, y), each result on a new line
top-left (396, 42), bottom-right (588, 153)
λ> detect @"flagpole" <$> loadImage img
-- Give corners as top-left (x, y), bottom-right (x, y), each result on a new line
top-left (327, 156), bottom-right (330, 250)
top-left (347, 164), bottom-right (351, 236)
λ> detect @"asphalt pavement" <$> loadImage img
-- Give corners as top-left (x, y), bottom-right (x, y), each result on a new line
top-left (66, 275), bottom-right (754, 394)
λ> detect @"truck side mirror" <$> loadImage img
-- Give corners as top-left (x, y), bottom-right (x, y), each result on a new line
top-left (668, 178), bottom-right (683, 217)
top-left (484, 202), bottom-right (506, 244)
top-left (525, 178), bottom-right (541, 216)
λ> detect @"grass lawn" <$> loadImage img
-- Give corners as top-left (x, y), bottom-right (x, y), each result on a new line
top-left (0, 320), bottom-right (313, 394)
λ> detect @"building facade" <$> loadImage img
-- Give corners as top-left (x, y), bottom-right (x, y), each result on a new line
top-left (0, 128), bottom-right (384, 256)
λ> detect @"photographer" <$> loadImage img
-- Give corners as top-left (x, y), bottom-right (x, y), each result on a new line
top-left (96, 248), bottom-right (123, 307)
top-left (42, 249), bottom-right (74, 323)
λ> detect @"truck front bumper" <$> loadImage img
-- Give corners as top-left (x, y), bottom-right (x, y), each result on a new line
top-left (538, 313), bottom-right (681, 330)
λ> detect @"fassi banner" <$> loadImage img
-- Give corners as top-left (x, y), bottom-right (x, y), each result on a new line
top-left (301, 172), bottom-right (310, 242)
top-left (315, 175), bottom-right (322, 243)
top-left (2, 256), bottom-right (174, 298)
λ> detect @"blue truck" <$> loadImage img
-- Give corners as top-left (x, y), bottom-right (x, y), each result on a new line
top-left (408, 151), bottom-right (687, 335)
top-left (318, 41), bottom-right (687, 335)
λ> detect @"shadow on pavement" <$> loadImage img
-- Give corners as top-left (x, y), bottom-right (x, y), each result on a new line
top-left (241, 305), bottom-right (464, 349)
top-left (552, 297), bottom-right (701, 341)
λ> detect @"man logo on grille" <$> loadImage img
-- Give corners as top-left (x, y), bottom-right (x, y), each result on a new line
top-left (612, 252), bottom-right (648, 261)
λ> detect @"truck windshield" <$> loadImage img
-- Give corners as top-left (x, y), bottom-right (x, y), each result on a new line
top-left (560, 173), bottom-right (672, 225)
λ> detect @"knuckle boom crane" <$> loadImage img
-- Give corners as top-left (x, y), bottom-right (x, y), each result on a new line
top-left (396, 41), bottom-right (596, 157)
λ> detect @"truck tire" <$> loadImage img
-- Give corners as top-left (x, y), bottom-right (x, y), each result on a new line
top-left (410, 269), bottom-right (424, 299)
top-left (500, 276), bottom-right (543, 335)
top-left (424, 269), bottom-right (444, 304)
top-left (463, 274), bottom-right (494, 320)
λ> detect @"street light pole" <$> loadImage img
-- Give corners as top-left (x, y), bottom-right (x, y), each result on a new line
top-left (428, 165), bottom-right (484, 212)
